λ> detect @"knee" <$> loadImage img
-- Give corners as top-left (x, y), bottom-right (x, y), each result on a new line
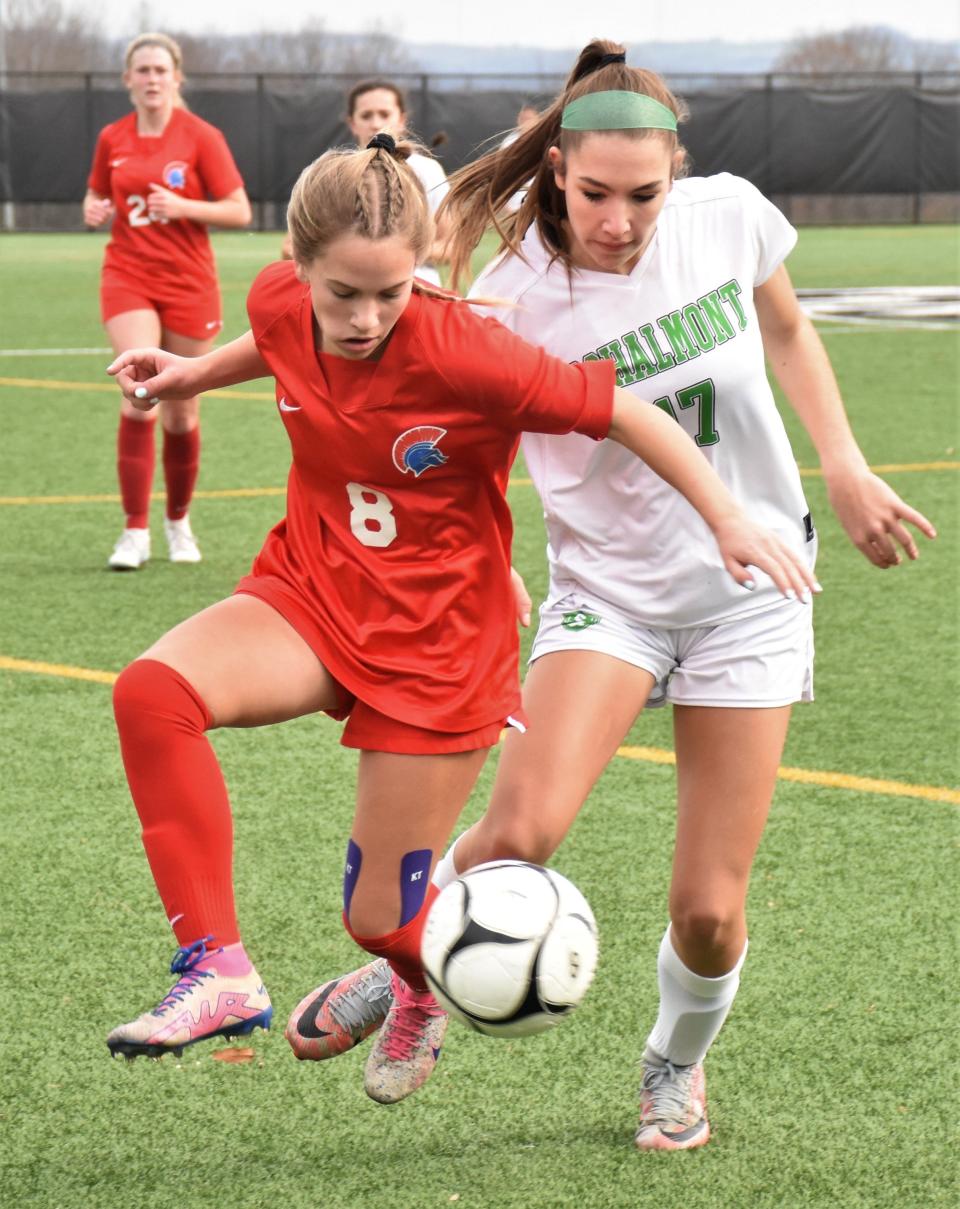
top-left (669, 894), bottom-right (742, 955)
top-left (113, 659), bottom-right (160, 728)
top-left (113, 658), bottom-right (209, 737)
top-left (470, 808), bottom-right (559, 868)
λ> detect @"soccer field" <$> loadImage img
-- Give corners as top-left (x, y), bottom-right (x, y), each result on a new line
top-left (1, 226), bottom-right (957, 1209)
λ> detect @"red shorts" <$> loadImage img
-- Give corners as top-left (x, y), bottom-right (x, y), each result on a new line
top-left (235, 578), bottom-right (526, 756)
top-left (101, 266), bottom-right (222, 341)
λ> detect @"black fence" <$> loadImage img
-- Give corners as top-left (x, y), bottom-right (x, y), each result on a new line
top-left (1, 71), bottom-right (958, 222)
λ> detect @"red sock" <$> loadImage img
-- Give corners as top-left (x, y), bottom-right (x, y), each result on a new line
top-left (117, 414), bottom-right (155, 529)
top-left (343, 883), bottom-right (439, 993)
top-left (113, 658), bottom-right (239, 949)
top-left (163, 426), bottom-right (200, 521)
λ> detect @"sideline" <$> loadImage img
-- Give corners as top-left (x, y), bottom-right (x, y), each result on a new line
top-left (0, 375), bottom-right (273, 399)
top-left (2, 654), bottom-right (957, 806)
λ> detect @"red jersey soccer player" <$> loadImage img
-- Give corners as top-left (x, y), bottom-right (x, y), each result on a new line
top-left (84, 32), bottom-right (251, 570)
top-left (103, 135), bottom-right (817, 1105)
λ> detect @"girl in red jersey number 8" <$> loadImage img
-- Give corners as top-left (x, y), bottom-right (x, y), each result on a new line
top-left (84, 33), bottom-right (252, 571)
top-left (104, 133), bottom-right (817, 1103)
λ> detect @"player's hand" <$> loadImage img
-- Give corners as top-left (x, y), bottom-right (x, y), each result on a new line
top-left (713, 515), bottom-right (822, 601)
top-left (825, 467), bottom-right (937, 567)
top-left (83, 196), bottom-right (113, 228)
top-left (106, 348), bottom-right (197, 409)
top-left (510, 567), bottom-right (532, 628)
top-left (147, 182), bottom-right (187, 221)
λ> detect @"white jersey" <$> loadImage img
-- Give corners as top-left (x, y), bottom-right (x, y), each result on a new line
top-left (409, 152), bottom-right (449, 285)
top-left (471, 173), bottom-right (814, 629)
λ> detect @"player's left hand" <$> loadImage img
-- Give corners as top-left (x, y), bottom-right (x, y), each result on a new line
top-left (510, 567), bottom-right (532, 628)
top-left (825, 468), bottom-right (937, 567)
top-left (712, 516), bottom-right (821, 601)
top-left (147, 182), bottom-right (187, 221)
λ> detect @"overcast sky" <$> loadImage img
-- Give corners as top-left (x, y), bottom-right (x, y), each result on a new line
top-left (79, 0), bottom-right (960, 46)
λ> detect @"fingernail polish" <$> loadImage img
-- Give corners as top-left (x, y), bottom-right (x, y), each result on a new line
top-left (785, 588), bottom-right (797, 600)
top-left (813, 581), bottom-right (823, 593)
top-left (743, 579), bottom-right (756, 591)
top-left (134, 386), bottom-right (148, 399)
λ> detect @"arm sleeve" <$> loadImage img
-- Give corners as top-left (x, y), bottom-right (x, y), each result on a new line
top-left (87, 129), bottom-right (112, 195)
top-left (738, 177), bottom-right (797, 285)
top-left (440, 307), bottom-right (615, 440)
top-left (196, 120), bottom-right (245, 200)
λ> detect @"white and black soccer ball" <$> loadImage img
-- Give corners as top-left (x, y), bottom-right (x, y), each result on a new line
top-left (421, 860), bottom-right (599, 1038)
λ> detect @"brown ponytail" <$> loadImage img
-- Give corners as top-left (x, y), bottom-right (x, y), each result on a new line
top-left (442, 39), bottom-right (689, 289)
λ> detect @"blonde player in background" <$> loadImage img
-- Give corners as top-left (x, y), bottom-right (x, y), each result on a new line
top-left (84, 32), bottom-right (251, 569)
top-left (288, 40), bottom-right (936, 1149)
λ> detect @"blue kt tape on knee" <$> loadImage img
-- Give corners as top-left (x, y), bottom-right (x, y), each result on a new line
top-left (343, 838), bottom-right (362, 916)
top-left (399, 848), bottom-right (432, 927)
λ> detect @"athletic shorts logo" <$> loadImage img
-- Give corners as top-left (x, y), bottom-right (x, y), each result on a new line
top-left (278, 396), bottom-right (302, 412)
top-left (392, 426), bottom-right (449, 477)
top-left (561, 610), bottom-right (601, 631)
top-left (162, 161), bottom-right (189, 190)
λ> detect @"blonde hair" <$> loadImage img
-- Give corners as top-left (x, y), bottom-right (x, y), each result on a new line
top-left (287, 139), bottom-right (455, 300)
top-left (443, 39), bottom-right (689, 288)
top-left (123, 32), bottom-right (187, 109)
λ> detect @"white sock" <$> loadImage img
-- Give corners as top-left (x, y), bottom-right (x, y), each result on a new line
top-left (646, 925), bottom-right (747, 1067)
top-left (430, 833), bottom-right (464, 891)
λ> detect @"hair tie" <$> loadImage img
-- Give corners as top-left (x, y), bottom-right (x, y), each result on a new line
top-left (597, 52), bottom-right (626, 68)
top-left (367, 132), bottom-right (396, 153)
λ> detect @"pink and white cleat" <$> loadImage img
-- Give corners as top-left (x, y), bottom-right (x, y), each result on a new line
top-left (635, 1046), bottom-right (710, 1151)
top-left (106, 938), bottom-right (272, 1060)
top-left (285, 958), bottom-right (393, 1061)
top-left (363, 973), bottom-right (448, 1104)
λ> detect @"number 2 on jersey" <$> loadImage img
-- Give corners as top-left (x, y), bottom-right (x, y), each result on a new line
top-left (347, 482), bottom-right (397, 548)
top-left (126, 194), bottom-right (168, 227)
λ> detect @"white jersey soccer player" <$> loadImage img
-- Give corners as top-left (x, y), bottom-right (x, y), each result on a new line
top-left (475, 173), bottom-right (815, 632)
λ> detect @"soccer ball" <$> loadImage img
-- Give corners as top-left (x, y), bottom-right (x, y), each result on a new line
top-left (421, 860), bottom-right (599, 1038)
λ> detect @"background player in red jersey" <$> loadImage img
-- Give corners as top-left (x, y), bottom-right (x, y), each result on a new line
top-left (83, 32), bottom-right (252, 570)
top-left (102, 134), bottom-right (817, 1104)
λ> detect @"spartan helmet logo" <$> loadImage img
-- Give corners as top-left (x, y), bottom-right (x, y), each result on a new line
top-left (392, 426), bottom-right (449, 477)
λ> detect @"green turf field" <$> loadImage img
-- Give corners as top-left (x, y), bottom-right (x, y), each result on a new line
top-left (1, 227), bottom-right (957, 1209)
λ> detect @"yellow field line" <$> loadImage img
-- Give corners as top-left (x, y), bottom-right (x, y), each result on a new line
top-left (2, 654), bottom-right (956, 804)
top-left (3, 463), bottom-right (955, 507)
top-left (0, 375), bottom-right (273, 400)
top-left (0, 487), bottom-right (288, 505)
top-left (0, 655), bottom-right (118, 685)
top-left (617, 744), bottom-right (959, 805)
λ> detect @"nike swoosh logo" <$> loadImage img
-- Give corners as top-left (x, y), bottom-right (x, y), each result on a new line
top-left (278, 397), bottom-right (302, 412)
top-left (110, 158), bottom-right (128, 167)
top-left (205, 320), bottom-right (220, 330)
top-left (295, 982), bottom-right (337, 1038)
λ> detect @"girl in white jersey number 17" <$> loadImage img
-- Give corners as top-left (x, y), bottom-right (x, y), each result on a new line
top-left (289, 40), bottom-right (937, 1148)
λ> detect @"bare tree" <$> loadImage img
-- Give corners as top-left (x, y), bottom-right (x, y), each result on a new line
top-left (775, 25), bottom-right (959, 74)
top-left (5, 0), bottom-right (107, 71)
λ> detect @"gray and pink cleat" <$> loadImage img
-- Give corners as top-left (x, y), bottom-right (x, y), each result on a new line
top-left (634, 1046), bottom-right (710, 1151)
top-left (285, 958), bottom-right (393, 1060)
top-left (363, 973), bottom-right (448, 1104)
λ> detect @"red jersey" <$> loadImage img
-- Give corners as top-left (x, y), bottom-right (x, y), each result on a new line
top-left (87, 109), bottom-right (244, 292)
top-left (237, 261), bottom-right (616, 732)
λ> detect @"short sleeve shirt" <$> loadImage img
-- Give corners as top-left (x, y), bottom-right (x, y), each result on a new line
top-left (240, 262), bottom-right (615, 730)
top-left (88, 108), bottom-right (244, 292)
top-left (472, 173), bottom-right (812, 629)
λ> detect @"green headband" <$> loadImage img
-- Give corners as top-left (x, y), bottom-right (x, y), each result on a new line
top-left (560, 90), bottom-right (678, 133)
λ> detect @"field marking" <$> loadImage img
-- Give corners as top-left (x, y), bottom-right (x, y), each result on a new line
top-left (1, 654), bottom-right (957, 805)
top-left (2, 463), bottom-right (956, 508)
top-left (0, 375), bottom-right (273, 400)
top-left (617, 744), bottom-right (960, 805)
top-left (0, 655), bottom-right (118, 686)
top-left (0, 487), bottom-right (287, 506)
top-left (0, 347), bottom-right (113, 356)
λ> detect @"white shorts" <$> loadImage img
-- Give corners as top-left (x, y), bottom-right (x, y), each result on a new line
top-left (530, 589), bottom-right (814, 709)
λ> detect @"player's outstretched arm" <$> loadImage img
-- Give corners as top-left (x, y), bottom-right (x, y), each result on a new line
top-left (755, 264), bottom-right (937, 568)
top-left (608, 387), bottom-right (820, 600)
top-left (107, 330), bottom-right (270, 410)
